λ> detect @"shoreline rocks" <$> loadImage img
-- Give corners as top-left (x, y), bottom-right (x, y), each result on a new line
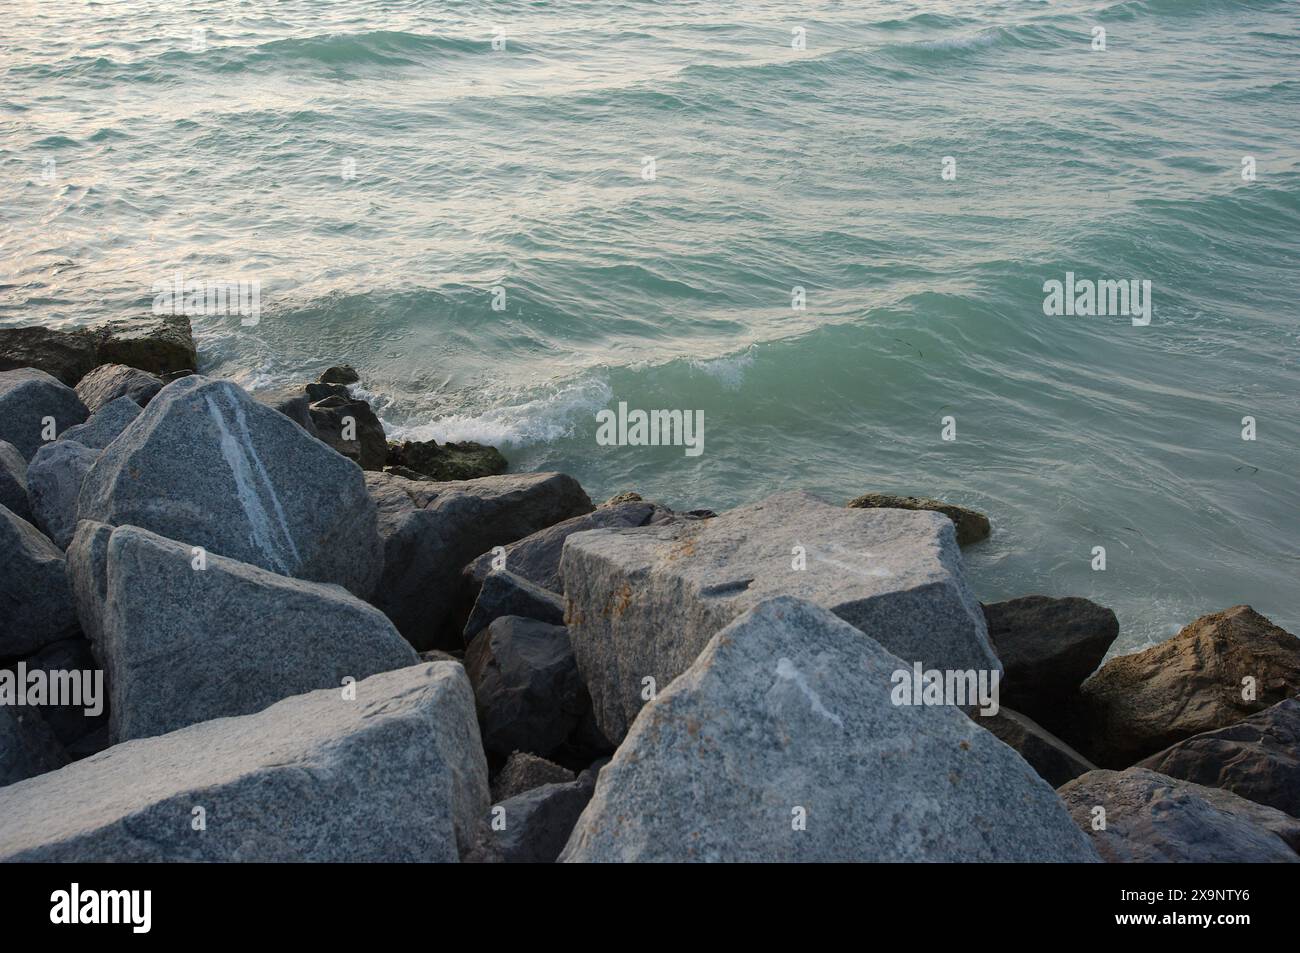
top-left (847, 492), bottom-right (990, 546)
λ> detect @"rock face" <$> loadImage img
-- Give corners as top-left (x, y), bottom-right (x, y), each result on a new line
top-left (0, 505), bottom-right (79, 657)
top-left (65, 520), bottom-right (113, 647)
top-left (27, 440), bottom-right (99, 549)
top-left (464, 499), bottom-right (674, 597)
top-left (0, 440), bottom-right (32, 522)
top-left (982, 596), bottom-right (1118, 732)
top-left (0, 327), bottom-right (101, 386)
top-left (1077, 606), bottom-right (1300, 767)
top-left (561, 490), bottom-right (997, 743)
top-left (310, 393), bottom-right (387, 470)
top-left (73, 364), bottom-right (163, 413)
top-left (77, 524), bottom-right (417, 743)
top-left (976, 708), bottom-right (1096, 787)
top-left (464, 569), bottom-right (566, 643)
top-left (254, 384), bottom-right (321, 439)
top-left (367, 470), bottom-right (592, 649)
top-left (0, 368), bottom-right (89, 460)
top-left (1057, 767), bottom-right (1300, 863)
top-left (0, 707), bottom-right (67, 787)
top-left (1137, 697), bottom-right (1300, 818)
top-left (491, 751), bottom-right (575, 802)
top-left (847, 492), bottom-right (990, 546)
top-left (93, 315), bottom-right (197, 378)
top-left (59, 395), bottom-right (141, 449)
top-left (0, 663), bottom-right (489, 861)
top-left (319, 364), bottom-right (360, 385)
top-left (562, 597), bottom-right (1097, 862)
top-left (386, 439), bottom-right (508, 482)
top-left (77, 375), bottom-right (384, 598)
top-left (465, 617), bottom-right (588, 760)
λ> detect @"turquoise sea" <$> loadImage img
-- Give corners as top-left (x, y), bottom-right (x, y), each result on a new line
top-left (2, 0), bottom-right (1297, 655)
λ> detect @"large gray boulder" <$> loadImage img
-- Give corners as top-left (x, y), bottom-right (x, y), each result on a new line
top-left (0, 368), bottom-right (88, 460)
top-left (561, 490), bottom-right (997, 743)
top-left (65, 520), bottom-right (113, 647)
top-left (77, 375), bottom-right (384, 598)
top-left (75, 524), bottom-right (417, 742)
top-left (73, 364), bottom-right (163, 414)
top-left (1057, 767), bottom-right (1300, 862)
top-left (463, 499), bottom-right (673, 597)
top-left (0, 662), bottom-right (488, 861)
top-left (0, 440), bottom-right (32, 521)
top-left (465, 616), bottom-right (588, 760)
top-left (561, 597), bottom-right (1097, 862)
top-left (1137, 697), bottom-right (1300, 818)
top-left (27, 440), bottom-right (99, 549)
top-left (367, 471), bottom-right (592, 649)
top-left (0, 504), bottom-right (79, 657)
top-left (463, 569), bottom-right (565, 644)
top-left (59, 395), bottom-right (141, 450)
top-left (0, 707), bottom-right (67, 787)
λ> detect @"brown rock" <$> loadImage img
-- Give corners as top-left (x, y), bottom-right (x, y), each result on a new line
top-left (847, 492), bottom-right (989, 545)
top-left (1078, 606), bottom-right (1300, 768)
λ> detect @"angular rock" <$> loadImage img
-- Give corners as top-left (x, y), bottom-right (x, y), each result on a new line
top-left (491, 751), bottom-right (575, 802)
top-left (464, 499), bottom-right (673, 597)
top-left (982, 595), bottom-right (1118, 733)
top-left (65, 520), bottom-right (113, 648)
top-left (464, 569), bottom-right (566, 644)
top-left (0, 368), bottom-right (89, 460)
top-left (73, 364), bottom-right (163, 413)
top-left (367, 470), bottom-right (592, 649)
top-left (319, 364), bottom-right (360, 385)
top-left (465, 616), bottom-right (588, 760)
top-left (11, 637), bottom-right (108, 751)
top-left (1057, 767), bottom-right (1300, 862)
top-left (975, 707), bottom-right (1096, 787)
top-left (487, 769), bottom-right (599, 863)
top-left (562, 490), bottom-right (997, 742)
top-left (310, 393), bottom-right (387, 470)
top-left (81, 524), bottom-right (417, 742)
top-left (27, 440), bottom-right (99, 549)
top-left (0, 662), bottom-right (488, 861)
top-left (1078, 606), bottom-right (1300, 767)
top-left (92, 314), bottom-right (197, 378)
top-left (58, 396), bottom-right (141, 450)
top-left (77, 375), bottom-right (384, 598)
top-left (386, 438), bottom-right (508, 482)
top-left (562, 597), bottom-right (1097, 862)
top-left (0, 440), bottom-right (32, 522)
top-left (253, 384), bottom-right (321, 439)
top-left (1137, 697), bottom-right (1300, 818)
top-left (848, 491), bottom-right (990, 545)
top-left (0, 505), bottom-right (79, 658)
top-left (0, 326), bottom-right (100, 386)
top-left (0, 707), bottom-right (67, 787)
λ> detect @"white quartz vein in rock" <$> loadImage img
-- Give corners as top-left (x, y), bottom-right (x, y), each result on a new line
top-left (775, 656), bottom-right (844, 729)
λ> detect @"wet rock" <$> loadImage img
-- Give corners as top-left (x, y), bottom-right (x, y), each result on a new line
top-left (386, 439), bottom-right (508, 482)
top-left (0, 326), bottom-right (100, 386)
top-left (309, 393), bottom-right (387, 470)
top-left (561, 597), bottom-right (1097, 862)
top-left (92, 314), bottom-right (197, 378)
top-left (1137, 697), bottom-right (1300, 818)
top-left (848, 492), bottom-right (990, 545)
top-left (0, 368), bottom-right (89, 460)
top-left (319, 364), bottom-right (360, 385)
top-left (1077, 606), bottom-right (1300, 767)
top-left (1057, 767), bottom-right (1300, 862)
top-left (0, 663), bottom-right (489, 861)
